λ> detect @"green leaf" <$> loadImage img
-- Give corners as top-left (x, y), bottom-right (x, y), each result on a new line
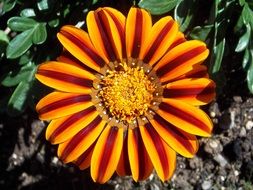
top-left (6, 29), bottom-right (33, 59)
top-left (210, 38), bottom-right (226, 73)
top-left (208, 0), bottom-right (235, 74)
top-left (242, 4), bottom-right (251, 21)
top-left (174, 0), bottom-right (195, 32)
top-left (92, 0), bottom-right (99, 4)
top-left (7, 81), bottom-right (31, 116)
top-left (239, 0), bottom-right (245, 6)
top-left (19, 51), bottom-right (33, 65)
top-left (37, 0), bottom-right (49, 11)
top-left (37, 0), bottom-right (55, 12)
top-left (6, 22), bottom-right (47, 59)
top-left (0, 30), bottom-right (9, 43)
top-left (6, 64), bottom-right (36, 116)
top-left (1, 62), bottom-right (36, 87)
top-left (247, 62), bottom-right (253, 93)
top-left (48, 18), bottom-right (59, 28)
top-left (189, 25), bottom-right (213, 41)
top-left (242, 4), bottom-right (253, 28)
top-left (138, 0), bottom-right (181, 15)
top-left (234, 12), bottom-right (244, 33)
top-left (235, 23), bottom-right (251, 52)
top-left (2, 0), bottom-right (16, 13)
top-left (0, 30), bottom-right (9, 56)
top-left (7, 17), bottom-right (37, 32)
top-left (20, 8), bottom-right (36, 18)
top-left (242, 48), bottom-right (251, 70)
top-left (33, 23), bottom-right (47, 44)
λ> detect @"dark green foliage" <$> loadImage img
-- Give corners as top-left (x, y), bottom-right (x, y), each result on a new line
top-left (0, 0), bottom-right (101, 116)
top-left (1, 0), bottom-right (253, 116)
top-left (138, 0), bottom-right (181, 15)
top-left (235, 0), bottom-right (253, 93)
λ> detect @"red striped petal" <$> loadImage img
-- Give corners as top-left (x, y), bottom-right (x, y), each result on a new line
top-left (174, 64), bottom-right (208, 81)
top-left (150, 114), bottom-right (198, 157)
top-left (74, 142), bottom-right (95, 170)
top-left (57, 117), bottom-right (106, 163)
top-left (168, 32), bottom-right (186, 51)
top-left (128, 127), bottom-right (153, 181)
top-left (139, 124), bottom-right (176, 181)
top-left (157, 98), bottom-right (213, 137)
top-left (36, 91), bottom-right (92, 120)
top-left (87, 8), bottom-right (125, 61)
top-left (163, 78), bottom-right (216, 105)
top-left (46, 106), bottom-right (98, 144)
top-left (141, 16), bottom-right (178, 65)
top-left (161, 64), bottom-right (209, 84)
top-left (91, 126), bottom-right (124, 183)
top-left (103, 7), bottom-right (126, 58)
top-left (57, 51), bottom-right (83, 69)
top-left (154, 40), bottom-right (209, 83)
top-left (116, 134), bottom-right (131, 177)
top-left (126, 7), bottom-right (152, 59)
top-left (36, 61), bottom-right (95, 93)
top-left (57, 26), bottom-right (106, 72)
top-left (57, 51), bottom-right (98, 73)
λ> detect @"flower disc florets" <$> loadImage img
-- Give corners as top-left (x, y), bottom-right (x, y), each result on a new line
top-left (98, 62), bottom-right (156, 124)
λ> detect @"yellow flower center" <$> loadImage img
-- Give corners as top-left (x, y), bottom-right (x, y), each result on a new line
top-left (99, 63), bottom-right (156, 124)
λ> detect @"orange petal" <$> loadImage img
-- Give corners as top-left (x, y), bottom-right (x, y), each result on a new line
top-left (150, 114), bottom-right (199, 158)
top-left (128, 127), bottom-right (153, 181)
top-left (74, 142), bottom-right (95, 170)
top-left (126, 7), bottom-right (152, 59)
top-left (163, 78), bottom-right (216, 105)
top-left (116, 134), bottom-right (131, 177)
top-left (57, 25), bottom-right (106, 72)
top-left (168, 32), bottom-right (186, 51)
top-left (36, 61), bottom-right (95, 93)
top-left (141, 16), bottom-right (178, 65)
top-left (46, 107), bottom-right (98, 144)
top-left (139, 124), bottom-right (176, 181)
top-left (103, 7), bottom-right (126, 58)
top-left (87, 8), bottom-right (125, 61)
top-left (161, 64), bottom-right (209, 84)
top-left (174, 64), bottom-right (209, 81)
top-left (154, 40), bottom-right (209, 83)
top-left (57, 50), bottom-right (94, 71)
top-left (36, 91), bottom-right (92, 120)
top-left (57, 117), bottom-right (106, 163)
top-left (91, 126), bottom-right (124, 183)
top-left (157, 98), bottom-right (213, 137)
top-left (103, 7), bottom-right (126, 29)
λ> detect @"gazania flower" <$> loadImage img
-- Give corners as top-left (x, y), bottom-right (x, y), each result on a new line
top-left (36, 7), bottom-right (215, 183)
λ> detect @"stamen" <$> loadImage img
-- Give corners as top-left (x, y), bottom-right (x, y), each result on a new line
top-left (98, 62), bottom-right (157, 124)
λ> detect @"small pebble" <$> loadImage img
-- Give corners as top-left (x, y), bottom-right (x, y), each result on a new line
top-left (149, 173), bottom-right (154, 180)
top-left (12, 153), bottom-right (17, 159)
top-left (246, 120), bottom-right (253, 130)
top-left (220, 176), bottom-right (225, 181)
top-left (52, 157), bottom-right (59, 165)
top-left (210, 111), bottom-right (216, 118)
top-left (151, 184), bottom-right (159, 190)
top-left (201, 180), bottom-right (212, 190)
top-left (233, 96), bottom-right (242, 103)
top-left (214, 154), bottom-right (228, 167)
top-left (234, 170), bottom-right (239, 176)
top-left (210, 140), bottom-right (218, 148)
top-left (239, 127), bottom-right (246, 137)
top-left (204, 139), bottom-right (223, 154)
